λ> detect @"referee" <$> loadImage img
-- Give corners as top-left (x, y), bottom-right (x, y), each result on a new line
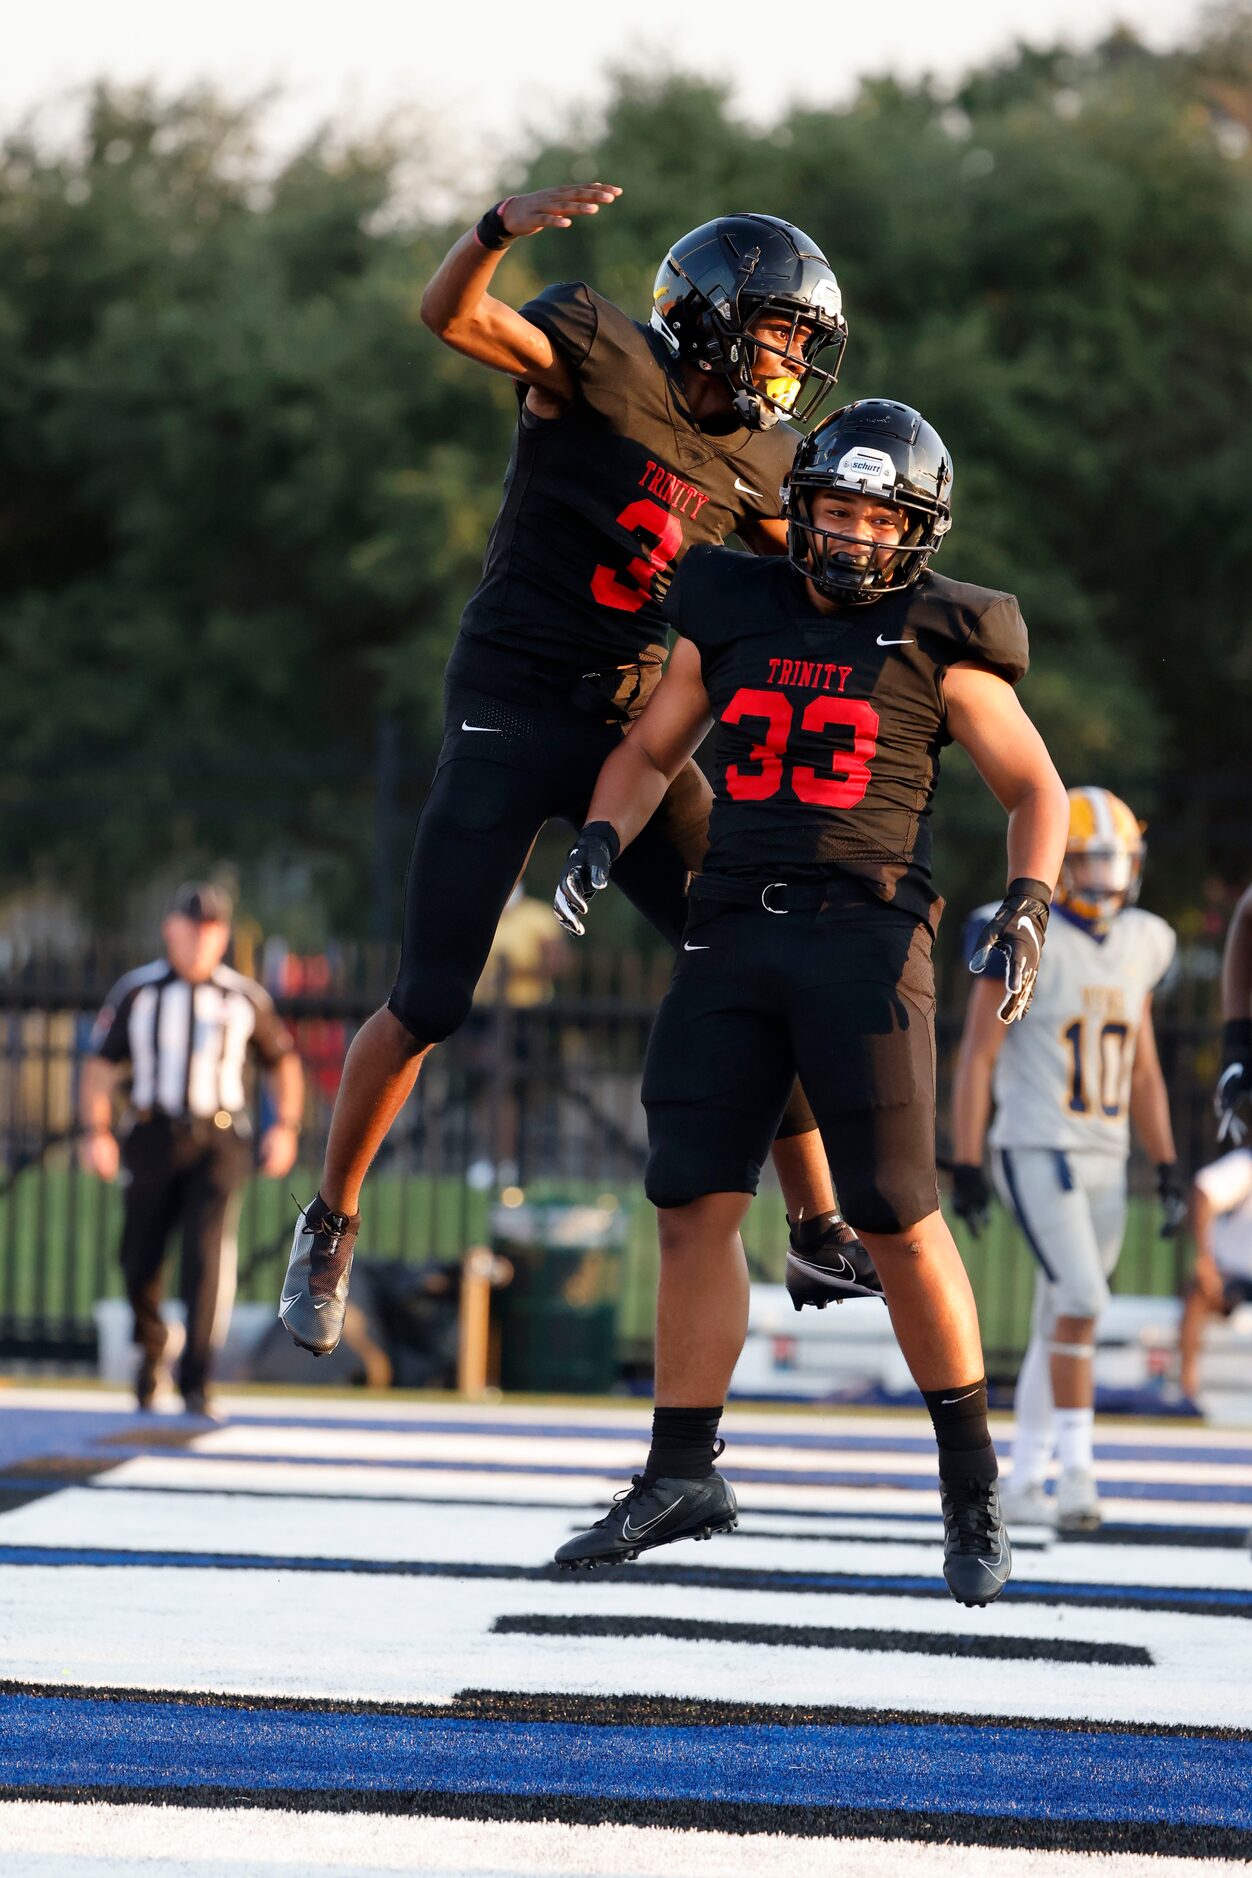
top-left (78, 883), bottom-right (304, 1415)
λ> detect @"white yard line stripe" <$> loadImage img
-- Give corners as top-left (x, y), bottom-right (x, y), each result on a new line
top-left (1, 1565), bottom-right (1246, 1725)
top-left (0, 1804), bottom-right (1227, 1878)
top-left (5, 1488), bottom-right (1250, 1590)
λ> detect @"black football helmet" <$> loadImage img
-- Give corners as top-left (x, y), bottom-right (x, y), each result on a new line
top-left (650, 214), bottom-right (847, 430)
top-left (783, 399), bottom-right (953, 603)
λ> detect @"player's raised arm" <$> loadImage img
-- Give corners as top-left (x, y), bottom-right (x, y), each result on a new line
top-left (553, 640), bottom-right (712, 936)
top-left (945, 661), bottom-right (1069, 1023)
top-left (418, 184), bottom-right (622, 394)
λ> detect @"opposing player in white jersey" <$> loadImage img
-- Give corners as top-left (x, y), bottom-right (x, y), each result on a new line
top-left (1178, 1148), bottom-right (1252, 1404)
top-left (949, 787), bottom-right (1185, 1530)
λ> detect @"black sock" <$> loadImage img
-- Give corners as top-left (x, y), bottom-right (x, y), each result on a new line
top-left (923, 1380), bottom-right (998, 1482)
top-left (789, 1210), bottom-right (843, 1252)
top-left (644, 1406), bottom-right (723, 1482)
top-left (310, 1191), bottom-right (360, 1231)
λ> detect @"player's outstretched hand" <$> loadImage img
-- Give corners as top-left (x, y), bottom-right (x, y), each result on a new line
top-left (501, 185), bottom-right (622, 239)
top-left (554, 822), bottom-right (620, 937)
top-left (1215, 1019), bottom-right (1252, 1146)
top-left (1156, 1162), bottom-right (1187, 1239)
top-left (950, 1163), bottom-right (991, 1238)
top-left (968, 878), bottom-right (1052, 1024)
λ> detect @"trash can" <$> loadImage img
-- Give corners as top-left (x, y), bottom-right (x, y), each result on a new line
top-left (492, 1196), bottom-right (624, 1394)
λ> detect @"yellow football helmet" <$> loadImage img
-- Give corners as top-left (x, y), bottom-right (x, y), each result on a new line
top-left (1058, 786), bottom-right (1146, 931)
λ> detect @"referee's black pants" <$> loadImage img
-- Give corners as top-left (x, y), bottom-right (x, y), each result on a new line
top-left (119, 1117), bottom-right (251, 1400)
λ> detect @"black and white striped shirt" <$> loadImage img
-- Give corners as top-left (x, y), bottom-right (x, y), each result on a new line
top-left (90, 962), bottom-right (294, 1120)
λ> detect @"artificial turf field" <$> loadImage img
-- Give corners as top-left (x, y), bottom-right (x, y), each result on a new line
top-left (0, 1384), bottom-right (1249, 1875)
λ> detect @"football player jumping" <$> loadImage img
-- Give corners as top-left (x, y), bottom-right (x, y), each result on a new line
top-left (279, 185), bottom-right (875, 1353)
top-left (950, 788), bottom-right (1183, 1531)
top-left (552, 399), bottom-right (1069, 1606)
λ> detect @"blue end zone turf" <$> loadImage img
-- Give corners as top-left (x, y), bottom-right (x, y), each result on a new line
top-left (2, 1693), bottom-right (1250, 1830)
top-left (2, 1391), bottom-right (1250, 1867)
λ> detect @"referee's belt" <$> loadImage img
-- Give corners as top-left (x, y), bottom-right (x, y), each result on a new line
top-left (688, 874), bottom-right (875, 916)
top-left (132, 1107), bottom-right (244, 1132)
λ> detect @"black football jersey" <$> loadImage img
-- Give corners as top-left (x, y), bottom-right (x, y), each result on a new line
top-left (668, 550), bottom-right (1030, 924)
top-left (455, 282), bottom-right (799, 674)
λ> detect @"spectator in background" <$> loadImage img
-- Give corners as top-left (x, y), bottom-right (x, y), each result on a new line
top-left (473, 882), bottom-right (571, 1008)
top-left (1178, 1149), bottom-right (1252, 1405)
top-left (78, 883), bottom-right (303, 1416)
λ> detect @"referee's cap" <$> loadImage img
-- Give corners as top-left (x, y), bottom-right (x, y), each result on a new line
top-left (170, 881), bottom-right (233, 924)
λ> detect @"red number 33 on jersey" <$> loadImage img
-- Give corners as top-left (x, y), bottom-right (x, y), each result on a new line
top-left (591, 499), bottom-right (683, 614)
top-left (722, 687), bottom-right (880, 808)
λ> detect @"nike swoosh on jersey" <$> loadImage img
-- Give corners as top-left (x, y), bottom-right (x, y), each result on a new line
top-left (876, 634), bottom-right (915, 646)
top-left (733, 477), bottom-right (763, 498)
top-left (461, 722), bottom-right (503, 733)
top-left (683, 942), bottom-right (710, 951)
top-left (622, 1493), bottom-right (687, 1541)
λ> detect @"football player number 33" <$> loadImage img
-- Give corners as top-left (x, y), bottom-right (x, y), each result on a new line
top-left (722, 687), bottom-right (880, 808)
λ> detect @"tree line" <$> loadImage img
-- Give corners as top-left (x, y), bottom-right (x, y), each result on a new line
top-left (2, 10), bottom-right (1250, 942)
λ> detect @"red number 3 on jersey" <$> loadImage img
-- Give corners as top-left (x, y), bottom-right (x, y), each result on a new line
top-left (722, 687), bottom-right (880, 808)
top-left (591, 499), bottom-right (683, 614)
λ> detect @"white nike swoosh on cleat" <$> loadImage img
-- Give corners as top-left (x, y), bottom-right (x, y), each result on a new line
top-left (461, 722), bottom-right (503, 733)
top-left (980, 1544), bottom-right (1009, 1583)
top-left (622, 1493), bottom-right (687, 1541)
top-left (733, 477), bottom-right (763, 498)
top-left (876, 634), bottom-right (915, 646)
top-left (789, 1251), bottom-right (857, 1285)
top-left (683, 942), bottom-right (710, 951)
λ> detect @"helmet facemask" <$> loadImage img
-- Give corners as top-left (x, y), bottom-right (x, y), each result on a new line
top-left (784, 481), bottom-right (948, 604)
top-left (1059, 843), bottom-right (1144, 934)
top-left (726, 294), bottom-right (848, 429)
top-left (653, 264), bottom-right (847, 430)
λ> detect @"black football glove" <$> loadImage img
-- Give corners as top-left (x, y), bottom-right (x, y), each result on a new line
top-left (1215, 1018), bottom-right (1252, 1147)
top-left (968, 878), bottom-right (1052, 1024)
top-left (950, 1163), bottom-right (991, 1238)
top-left (1156, 1161), bottom-right (1187, 1240)
top-left (553, 821), bottom-right (620, 937)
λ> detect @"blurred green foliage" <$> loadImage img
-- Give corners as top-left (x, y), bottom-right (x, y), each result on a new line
top-left (1, 14), bottom-right (1250, 936)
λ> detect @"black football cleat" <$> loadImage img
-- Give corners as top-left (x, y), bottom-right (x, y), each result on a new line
top-left (941, 1474), bottom-right (1012, 1607)
top-left (786, 1211), bottom-right (884, 1309)
top-left (278, 1196), bottom-right (360, 1356)
top-left (556, 1471), bottom-right (739, 1569)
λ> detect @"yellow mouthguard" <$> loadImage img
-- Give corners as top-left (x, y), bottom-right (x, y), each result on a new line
top-left (764, 375), bottom-right (802, 411)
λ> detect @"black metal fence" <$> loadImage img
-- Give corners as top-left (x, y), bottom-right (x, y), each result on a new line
top-left (0, 935), bottom-right (1224, 1378)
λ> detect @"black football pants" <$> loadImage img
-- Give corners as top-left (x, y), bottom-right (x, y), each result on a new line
top-left (119, 1116), bottom-right (250, 1400)
top-left (386, 674), bottom-right (818, 1137)
top-left (643, 896), bottom-right (940, 1235)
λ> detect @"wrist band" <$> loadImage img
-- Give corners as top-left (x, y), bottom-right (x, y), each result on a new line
top-left (1007, 876), bottom-right (1052, 904)
top-left (582, 820), bottom-right (621, 863)
top-left (1222, 1017), bottom-right (1252, 1057)
top-left (473, 198), bottom-right (515, 251)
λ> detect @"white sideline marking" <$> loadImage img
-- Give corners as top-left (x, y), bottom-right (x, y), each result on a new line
top-left (0, 1803), bottom-right (1226, 1878)
top-left (6, 1487), bottom-right (1252, 1593)
top-left (188, 1423), bottom-right (1252, 1486)
top-left (86, 1454), bottom-right (1252, 1529)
